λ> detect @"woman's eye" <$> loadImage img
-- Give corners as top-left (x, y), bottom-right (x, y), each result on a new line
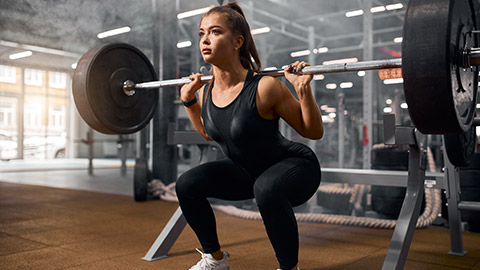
top-left (199, 32), bottom-right (204, 37)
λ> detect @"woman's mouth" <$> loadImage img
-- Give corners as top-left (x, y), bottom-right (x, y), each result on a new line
top-left (202, 49), bottom-right (212, 54)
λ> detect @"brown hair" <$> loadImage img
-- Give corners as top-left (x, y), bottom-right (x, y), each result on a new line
top-left (202, 2), bottom-right (261, 72)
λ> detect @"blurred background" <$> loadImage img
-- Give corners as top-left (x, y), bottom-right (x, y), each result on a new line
top-left (0, 0), bottom-right (478, 169)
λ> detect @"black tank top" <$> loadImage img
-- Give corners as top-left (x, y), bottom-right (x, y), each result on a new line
top-left (201, 70), bottom-right (316, 178)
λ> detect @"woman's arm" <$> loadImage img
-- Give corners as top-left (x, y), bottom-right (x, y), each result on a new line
top-left (257, 62), bottom-right (324, 140)
top-left (181, 74), bottom-right (212, 141)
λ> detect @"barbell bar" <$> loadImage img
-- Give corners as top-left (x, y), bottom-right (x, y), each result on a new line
top-left (123, 58), bottom-right (404, 96)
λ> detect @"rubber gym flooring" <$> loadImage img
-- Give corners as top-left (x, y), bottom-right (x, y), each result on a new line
top-left (1, 164), bottom-right (480, 269)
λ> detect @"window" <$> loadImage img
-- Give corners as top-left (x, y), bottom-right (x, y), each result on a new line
top-left (24, 103), bottom-right (42, 128)
top-left (25, 68), bottom-right (43, 86)
top-left (48, 72), bottom-right (67, 89)
top-left (49, 105), bottom-right (65, 129)
top-left (0, 65), bottom-right (17, 83)
top-left (0, 101), bottom-right (16, 127)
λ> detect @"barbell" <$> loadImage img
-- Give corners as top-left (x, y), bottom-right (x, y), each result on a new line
top-left (72, 0), bottom-right (479, 166)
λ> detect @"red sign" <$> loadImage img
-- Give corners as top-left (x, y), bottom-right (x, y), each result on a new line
top-left (378, 68), bottom-right (402, 80)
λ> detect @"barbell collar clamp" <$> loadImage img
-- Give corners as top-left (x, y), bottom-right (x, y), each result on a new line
top-left (473, 117), bottom-right (480, 127)
top-left (123, 80), bottom-right (136, 96)
top-left (463, 47), bottom-right (480, 68)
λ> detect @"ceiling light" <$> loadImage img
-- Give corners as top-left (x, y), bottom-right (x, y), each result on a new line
top-left (345, 9), bottom-right (364, 17)
top-left (383, 107), bottom-right (393, 113)
top-left (383, 78), bottom-right (404, 84)
top-left (370, 6), bottom-right (386, 13)
top-left (320, 105), bottom-right (329, 110)
top-left (251, 27), bottom-right (271, 35)
top-left (177, 41), bottom-right (192, 48)
top-left (340, 82), bottom-right (353, 89)
top-left (313, 47), bottom-right (328, 54)
top-left (326, 83), bottom-right (337, 90)
top-left (325, 107), bottom-right (337, 113)
top-left (313, 74), bottom-right (325, 80)
top-left (401, 103), bottom-right (408, 109)
top-left (290, 49), bottom-right (311, 57)
top-left (386, 98), bottom-right (393, 105)
top-left (9, 51), bottom-right (32, 60)
top-left (71, 63), bottom-right (77, 69)
top-left (323, 57), bottom-right (358, 65)
top-left (177, 6), bottom-right (213, 19)
top-left (328, 112), bottom-right (337, 118)
top-left (97, 26), bottom-right (131, 39)
top-left (386, 3), bottom-right (404, 10)
top-left (357, 71), bottom-right (366, 77)
top-left (393, 37), bottom-right (403, 43)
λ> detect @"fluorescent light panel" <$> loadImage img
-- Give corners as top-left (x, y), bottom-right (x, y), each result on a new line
top-left (290, 49), bottom-right (311, 57)
top-left (97, 26), bottom-right (131, 39)
top-left (313, 74), bottom-right (325, 81)
top-left (386, 3), bottom-right (404, 10)
top-left (177, 6), bottom-right (213, 19)
top-left (9, 51), bottom-right (32, 60)
top-left (383, 107), bottom-right (393, 113)
top-left (370, 6), bottom-right (386, 13)
top-left (383, 78), bottom-right (404, 84)
top-left (345, 9), bottom-right (364, 17)
top-left (326, 83), bottom-right (337, 90)
top-left (357, 71), bottom-right (366, 77)
top-left (340, 82), bottom-right (353, 89)
top-left (251, 27), bottom-right (271, 35)
top-left (177, 41), bottom-right (192, 48)
top-left (394, 37), bottom-right (403, 43)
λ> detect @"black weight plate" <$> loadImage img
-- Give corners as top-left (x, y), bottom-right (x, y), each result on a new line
top-left (73, 43), bottom-right (158, 134)
top-left (134, 158), bottom-right (149, 202)
top-left (444, 126), bottom-right (477, 167)
top-left (402, 0), bottom-right (478, 134)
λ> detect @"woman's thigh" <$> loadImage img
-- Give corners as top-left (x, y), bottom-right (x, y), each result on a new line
top-left (176, 158), bottom-right (256, 201)
top-left (255, 157), bottom-right (321, 207)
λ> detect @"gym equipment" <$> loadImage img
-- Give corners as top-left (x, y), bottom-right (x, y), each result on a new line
top-left (72, 43), bottom-right (158, 134)
top-left (134, 158), bottom-right (151, 201)
top-left (402, 0), bottom-right (479, 135)
top-left (72, 0), bottom-right (479, 137)
top-left (443, 126), bottom-right (477, 167)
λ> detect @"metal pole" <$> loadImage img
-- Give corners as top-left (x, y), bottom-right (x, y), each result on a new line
top-left (338, 92), bottom-right (345, 168)
top-left (307, 26), bottom-right (317, 156)
top-left (362, 0), bottom-right (373, 169)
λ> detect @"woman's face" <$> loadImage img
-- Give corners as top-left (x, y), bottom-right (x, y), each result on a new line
top-left (199, 13), bottom-right (242, 66)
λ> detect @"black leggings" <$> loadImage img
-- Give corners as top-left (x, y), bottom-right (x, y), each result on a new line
top-left (175, 157), bottom-right (321, 269)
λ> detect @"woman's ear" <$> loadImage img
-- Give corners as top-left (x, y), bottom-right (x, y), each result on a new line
top-left (235, 35), bottom-right (244, 50)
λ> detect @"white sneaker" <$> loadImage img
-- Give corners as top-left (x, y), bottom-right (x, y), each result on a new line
top-left (189, 248), bottom-right (230, 270)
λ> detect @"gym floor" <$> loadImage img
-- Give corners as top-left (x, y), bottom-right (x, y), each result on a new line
top-left (1, 160), bottom-right (480, 269)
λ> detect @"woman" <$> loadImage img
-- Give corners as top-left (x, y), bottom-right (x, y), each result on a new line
top-left (176, 2), bottom-right (323, 270)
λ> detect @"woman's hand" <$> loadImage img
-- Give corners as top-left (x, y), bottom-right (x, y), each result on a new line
top-left (284, 61), bottom-right (313, 91)
top-left (180, 73), bottom-right (205, 102)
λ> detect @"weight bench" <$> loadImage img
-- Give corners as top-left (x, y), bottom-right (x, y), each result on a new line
top-left (142, 118), bottom-right (475, 269)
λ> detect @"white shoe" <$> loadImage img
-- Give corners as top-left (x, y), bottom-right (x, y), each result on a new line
top-left (189, 248), bottom-right (230, 270)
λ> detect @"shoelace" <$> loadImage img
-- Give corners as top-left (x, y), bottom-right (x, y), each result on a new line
top-left (190, 248), bottom-right (222, 270)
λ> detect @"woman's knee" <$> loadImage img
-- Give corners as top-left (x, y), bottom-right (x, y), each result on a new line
top-left (253, 179), bottom-right (282, 208)
top-left (175, 170), bottom-right (199, 199)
